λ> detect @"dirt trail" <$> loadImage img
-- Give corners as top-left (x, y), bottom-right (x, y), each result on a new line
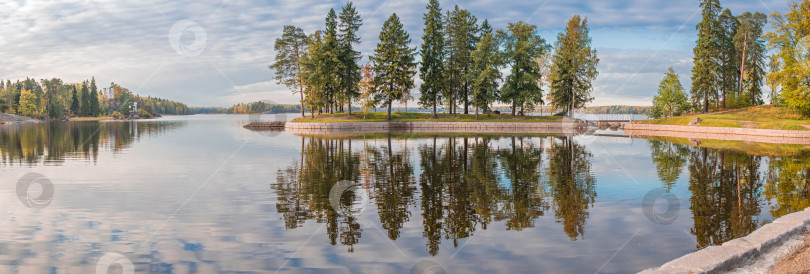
top-left (771, 232), bottom-right (810, 273)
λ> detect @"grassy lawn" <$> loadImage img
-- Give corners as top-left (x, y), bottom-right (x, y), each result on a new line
top-left (291, 112), bottom-right (566, 123)
top-left (645, 136), bottom-right (810, 157)
top-left (638, 105), bottom-right (810, 131)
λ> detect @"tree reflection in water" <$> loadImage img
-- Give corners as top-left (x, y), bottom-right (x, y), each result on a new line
top-left (0, 121), bottom-right (185, 165)
top-left (274, 134), bottom-right (810, 255)
top-left (274, 135), bottom-right (596, 255)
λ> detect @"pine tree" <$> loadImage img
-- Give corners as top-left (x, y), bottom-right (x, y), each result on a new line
top-left (371, 13), bottom-right (416, 120)
top-left (338, 2), bottom-right (363, 115)
top-left (549, 16), bottom-right (598, 116)
top-left (501, 21), bottom-right (549, 115)
top-left (651, 67), bottom-right (690, 118)
top-left (468, 32), bottom-right (502, 119)
top-left (418, 0), bottom-right (445, 118)
top-left (735, 11), bottom-right (768, 106)
top-left (270, 25), bottom-right (308, 116)
top-left (70, 86), bottom-right (80, 115)
top-left (690, 0), bottom-right (722, 113)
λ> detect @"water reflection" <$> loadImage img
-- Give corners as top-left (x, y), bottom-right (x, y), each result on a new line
top-left (687, 148), bottom-right (763, 249)
top-left (764, 151), bottom-right (810, 220)
top-left (0, 121), bottom-right (185, 165)
top-left (274, 135), bottom-right (596, 255)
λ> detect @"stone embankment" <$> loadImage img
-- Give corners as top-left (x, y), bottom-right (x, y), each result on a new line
top-left (284, 121), bottom-right (583, 135)
top-left (624, 124), bottom-right (810, 145)
top-left (640, 208), bottom-right (810, 273)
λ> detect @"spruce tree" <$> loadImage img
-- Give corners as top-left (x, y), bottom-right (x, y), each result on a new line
top-left (323, 9), bottom-right (344, 113)
top-left (549, 16), bottom-right (598, 116)
top-left (371, 13), bottom-right (416, 120)
top-left (80, 84), bottom-right (91, 116)
top-left (651, 67), bottom-right (690, 118)
top-left (418, 0), bottom-right (445, 118)
top-left (70, 86), bottom-right (80, 115)
top-left (690, 0), bottom-right (722, 113)
top-left (444, 6), bottom-right (478, 114)
top-left (338, 2), bottom-right (362, 115)
top-left (89, 77), bottom-right (100, 116)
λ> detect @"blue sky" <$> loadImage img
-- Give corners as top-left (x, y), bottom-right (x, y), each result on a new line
top-left (0, 0), bottom-right (785, 107)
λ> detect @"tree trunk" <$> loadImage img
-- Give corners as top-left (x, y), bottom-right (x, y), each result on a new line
top-left (703, 89), bottom-right (709, 113)
top-left (432, 101), bottom-right (437, 119)
top-left (387, 100), bottom-right (392, 120)
top-left (463, 83), bottom-right (469, 114)
top-left (739, 33), bottom-right (749, 105)
top-left (511, 100), bottom-right (516, 116)
top-left (475, 106), bottom-right (479, 120)
top-left (348, 101), bottom-right (352, 115)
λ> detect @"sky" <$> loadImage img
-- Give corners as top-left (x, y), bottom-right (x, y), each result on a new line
top-left (0, 0), bottom-right (787, 108)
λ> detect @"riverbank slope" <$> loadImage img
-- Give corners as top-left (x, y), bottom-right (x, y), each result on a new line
top-left (636, 105), bottom-right (810, 131)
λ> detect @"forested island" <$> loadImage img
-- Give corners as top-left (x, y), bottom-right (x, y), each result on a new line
top-left (0, 77), bottom-right (190, 120)
top-left (268, 0), bottom-right (808, 124)
top-left (271, 0), bottom-right (598, 120)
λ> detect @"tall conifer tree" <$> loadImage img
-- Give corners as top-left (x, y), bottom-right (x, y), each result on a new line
top-left (371, 14), bottom-right (416, 120)
top-left (418, 0), bottom-right (445, 118)
top-left (338, 3), bottom-right (362, 114)
top-left (690, 0), bottom-right (722, 113)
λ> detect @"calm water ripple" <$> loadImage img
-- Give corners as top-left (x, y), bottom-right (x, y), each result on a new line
top-left (0, 114), bottom-right (807, 273)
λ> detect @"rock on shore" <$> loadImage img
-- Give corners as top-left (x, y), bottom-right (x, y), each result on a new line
top-left (0, 113), bottom-right (40, 124)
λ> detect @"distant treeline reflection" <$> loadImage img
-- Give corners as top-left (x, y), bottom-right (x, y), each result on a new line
top-left (275, 135), bottom-right (810, 255)
top-left (0, 121), bottom-right (184, 165)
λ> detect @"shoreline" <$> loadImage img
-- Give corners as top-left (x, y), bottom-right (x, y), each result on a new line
top-left (624, 124), bottom-right (810, 145)
top-left (284, 121), bottom-right (587, 135)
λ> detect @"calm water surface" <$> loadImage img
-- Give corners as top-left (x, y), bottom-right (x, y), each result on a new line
top-left (0, 114), bottom-right (807, 273)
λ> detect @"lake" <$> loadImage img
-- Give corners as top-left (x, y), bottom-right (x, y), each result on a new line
top-left (0, 114), bottom-right (806, 273)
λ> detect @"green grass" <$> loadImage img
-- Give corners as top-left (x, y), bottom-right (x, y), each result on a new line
top-left (283, 132), bottom-right (565, 139)
top-left (291, 112), bottom-right (566, 123)
top-left (645, 136), bottom-right (810, 157)
top-left (638, 105), bottom-right (810, 131)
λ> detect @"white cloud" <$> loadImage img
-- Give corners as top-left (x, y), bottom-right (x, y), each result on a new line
top-left (0, 0), bottom-right (781, 107)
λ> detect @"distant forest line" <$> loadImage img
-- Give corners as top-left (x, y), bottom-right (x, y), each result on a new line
top-left (192, 101), bottom-right (650, 115)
